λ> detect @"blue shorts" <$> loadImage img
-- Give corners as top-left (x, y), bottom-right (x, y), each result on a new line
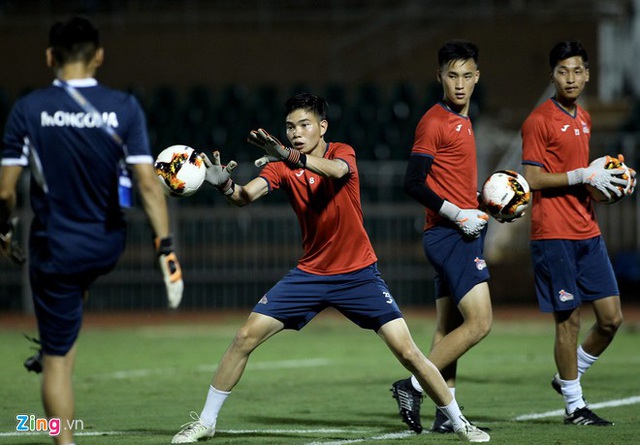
top-left (252, 263), bottom-right (403, 332)
top-left (423, 225), bottom-right (490, 304)
top-left (530, 236), bottom-right (619, 313)
top-left (30, 267), bottom-right (104, 355)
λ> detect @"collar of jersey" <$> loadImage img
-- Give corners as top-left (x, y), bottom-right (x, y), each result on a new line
top-left (53, 78), bottom-right (98, 88)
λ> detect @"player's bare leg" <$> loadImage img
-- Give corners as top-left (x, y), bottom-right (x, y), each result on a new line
top-left (213, 312), bottom-right (284, 391)
top-left (582, 296), bottom-right (622, 356)
top-left (42, 344), bottom-right (77, 445)
top-left (553, 307), bottom-right (613, 426)
top-left (173, 313), bottom-right (284, 443)
top-left (379, 318), bottom-right (489, 442)
top-left (554, 308), bottom-right (581, 381)
top-left (427, 283), bottom-right (492, 372)
top-left (391, 283), bottom-right (491, 434)
top-left (379, 318), bottom-right (451, 405)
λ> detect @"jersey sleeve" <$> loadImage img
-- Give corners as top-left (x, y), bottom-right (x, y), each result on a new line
top-left (123, 95), bottom-right (152, 165)
top-left (258, 162), bottom-right (282, 191)
top-left (521, 113), bottom-right (548, 167)
top-left (331, 142), bottom-right (356, 174)
top-left (411, 113), bottom-right (442, 158)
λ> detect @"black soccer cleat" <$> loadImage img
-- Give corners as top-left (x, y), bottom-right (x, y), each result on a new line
top-left (564, 407), bottom-right (614, 426)
top-left (432, 408), bottom-right (491, 434)
top-left (390, 378), bottom-right (423, 433)
top-left (431, 407), bottom-right (454, 433)
top-left (23, 334), bottom-right (43, 373)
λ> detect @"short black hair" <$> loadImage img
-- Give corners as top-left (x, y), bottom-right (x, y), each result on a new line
top-left (49, 16), bottom-right (100, 66)
top-left (438, 40), bottom-right (479, 68)
top-left (284, 93), bottom-right (329, 121)
top-left (549, 40), bottom-right (589, 70)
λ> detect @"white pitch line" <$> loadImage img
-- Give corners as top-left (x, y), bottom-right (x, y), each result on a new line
top-left (305, 431), bottom-right (415, 445)
top-left (0, 428), bottom-right (365, 438)
top-left (513, 395), bottom-right (640, 421)
top-left (93, 358), bottom-right (329, 380)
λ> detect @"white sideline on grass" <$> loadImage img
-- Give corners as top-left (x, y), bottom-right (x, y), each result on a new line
top-left (513, 395), bottom-right (640, 421)
top-left (2, 395), bottom-right (638, 441)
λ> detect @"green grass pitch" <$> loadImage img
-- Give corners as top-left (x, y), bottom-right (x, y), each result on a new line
top-left (1, 308), bottom-right (639, 444)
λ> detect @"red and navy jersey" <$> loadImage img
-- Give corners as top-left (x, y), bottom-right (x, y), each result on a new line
top-left (522, 98), bottom-right (600, 240)
top-left (259, 142), bottom-right (378, 275)
top-left (411, 103), bottom-right (479, 230)
top-left (1, 78), bottom-right (152, 273)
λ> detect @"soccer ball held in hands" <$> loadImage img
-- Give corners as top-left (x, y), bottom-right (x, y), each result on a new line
top-left (481, 170), bottom-right (531, 222)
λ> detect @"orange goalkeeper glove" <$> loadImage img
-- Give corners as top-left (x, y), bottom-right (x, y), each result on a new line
top-left (155, 235), bottom-right (183, 309)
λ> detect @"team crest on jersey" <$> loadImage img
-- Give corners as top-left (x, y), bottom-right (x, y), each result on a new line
top-left (474, 257), bottom-right (486, 270)
top-left (558, 289), bottom-right (574, 302)
top-left (581, 120), bottom-right (590, 134)
top-left (258, 295), bottom-right (268, 304)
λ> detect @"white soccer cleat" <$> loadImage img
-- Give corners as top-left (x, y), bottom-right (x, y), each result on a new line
top-left (455, 416), bottom-right (490, 442)
top-left (171, 411), bottom-right (215, 443)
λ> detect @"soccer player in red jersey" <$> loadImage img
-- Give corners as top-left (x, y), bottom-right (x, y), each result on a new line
top-left (390, 40), bottom-right (492, 435)
top-left (171, 93), bottom-right (489, 443)
top-left (521, 40), bottom-right (632, 426)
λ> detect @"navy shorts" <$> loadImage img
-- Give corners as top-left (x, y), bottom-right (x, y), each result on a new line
top-left (530, 236), bottom-right (619, 313)
top-left (252, 263), bottom-right (403, 332)
top-left (423, 225), bottom-right (490, 304)
top-left (30, 267), bottom-right (103, 355)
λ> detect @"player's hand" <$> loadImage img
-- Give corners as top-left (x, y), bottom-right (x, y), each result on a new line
top-left (247, 128), bottom-right (304, 168)
top-left (439, 200), bottom-right (489, 238)
top-left (0, 217), bottom-right (26, 265)
top-left (574, 155), bottom-right (628, 200)
top-left (155, 235), bottom-right (183, 309)
top-left (201, 151), bottom-right (237, 196)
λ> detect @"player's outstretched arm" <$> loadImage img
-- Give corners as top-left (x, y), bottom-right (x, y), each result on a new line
top-left (131, 163), bottom-right (184, 309)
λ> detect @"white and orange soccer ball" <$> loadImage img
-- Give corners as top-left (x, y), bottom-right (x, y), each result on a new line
top-left (586, 155), bottom-right (635, 204)
top-left (481, 170), bottom-right (531, 222)
top-left (154, 145), bottom-right (205, 197)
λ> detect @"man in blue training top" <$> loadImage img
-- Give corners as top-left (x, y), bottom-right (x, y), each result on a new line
top-left (0, 16), bottom-right (183, 445)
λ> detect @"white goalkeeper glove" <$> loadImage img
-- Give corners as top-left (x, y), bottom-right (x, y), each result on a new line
top-left (439, 200), bottom-right (489, 238)
top-left (247, 128), bottom-right (306, 168)
top-left (567, 155), bottom-right (627, 200)
top-left (155, 235), bottom-right (183, 309)
top-left (0, 217), bottom-right (26, 264)
top-left (201, 151), bottom-right (238, 196)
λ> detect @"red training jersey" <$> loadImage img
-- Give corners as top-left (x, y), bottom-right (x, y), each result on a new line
top-left (259, 142), bottom-right (377, 275)
top-left (521, 98), bottom-right (600, 240)
top-left (411, 103), bottom-right (479, 230)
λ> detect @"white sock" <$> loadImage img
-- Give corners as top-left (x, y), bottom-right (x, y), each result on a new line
top-left (437, 398), bottom-right (465, 431)
top-left (410, 375), bottom-right (455, 400)
top-left (199, 385), bottom-right (230, 428)
top-left (577, 345), bottom-right (598, 377)
top-left (410, 375), bottom-right (423, 393)
top-left (560, 377), bottom-right (586, 414)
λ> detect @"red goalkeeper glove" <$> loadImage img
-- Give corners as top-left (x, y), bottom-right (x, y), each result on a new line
top-left (247, 128), bottom-right (306, 168)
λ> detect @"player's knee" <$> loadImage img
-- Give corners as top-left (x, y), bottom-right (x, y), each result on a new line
top-left (465, 318), bottom-right (491, 344)
top-left (231, 326), bottom-right (260, 352)
top-left (599, 313), bottom-right (623, 337)
top-left (394, 344), bottom-right (423, 368)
